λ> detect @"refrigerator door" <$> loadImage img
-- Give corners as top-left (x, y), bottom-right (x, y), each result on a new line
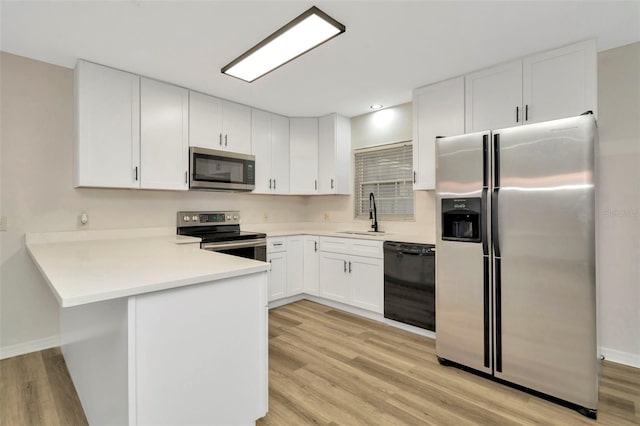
top-left (436, 131), bottom-right (492, 374)
top-left (492, 115), bottom-right (597, 409)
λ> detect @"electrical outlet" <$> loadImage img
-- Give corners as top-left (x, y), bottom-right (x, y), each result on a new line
top-left (263, 212), bottom-right (268, 222)
top-left (323, 213), bottom-right (330, 221)
top-left (0, 216), bottom-right (7, 232)
top-left (79, 212), bottom-right (89, 227)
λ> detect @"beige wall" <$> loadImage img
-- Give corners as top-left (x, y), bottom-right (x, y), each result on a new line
top-left (596, 42), bottom-right (640, 364)
top-left (0, 52), bottom-right (309, 352)
top-left (2, 42), bottom-right (639, 366)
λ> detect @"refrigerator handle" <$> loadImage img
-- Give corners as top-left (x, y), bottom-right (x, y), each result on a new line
top-left (492, 133), bottom-right (501, 258)
top-left (482, 134), bottom-right (489, 188)
top-left (482, 189), bottom-right (488, 256)
top-left (483, 256), bottom-right (490, 368)
top-left (493, 134), bottom-right (500, 187)
top-left (495, 258), bottom-right (502, 373)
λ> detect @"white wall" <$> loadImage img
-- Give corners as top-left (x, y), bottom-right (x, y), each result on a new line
top-left (0, 52), bottom-right (309, 356)
top-left (596, 42), bottom-right (640, 367)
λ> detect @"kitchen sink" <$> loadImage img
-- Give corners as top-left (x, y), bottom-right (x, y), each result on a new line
top-left (337, 231), bottom-right (386, 236)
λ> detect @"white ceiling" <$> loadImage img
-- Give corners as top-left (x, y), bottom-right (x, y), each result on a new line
top-left (2, 1), bottom-right (639, 118)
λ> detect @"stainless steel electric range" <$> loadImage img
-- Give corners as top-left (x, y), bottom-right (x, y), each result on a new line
top-left (177, 211), bottom-right (267, 261)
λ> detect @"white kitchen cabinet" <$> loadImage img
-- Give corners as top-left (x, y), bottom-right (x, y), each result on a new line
top-left (523, 39), bottom-right (597, 123)
top-left (189, 91), bottom-right (251, 154)
top-left (140, 78), bottom-right (189, 190)
top-left (465, 60), bottom-right (523, 132)
top-left (267, 237), bottom-right (287, 301)
top-left (349, 255), bottom-right (383, 313)
top-left (412, 76), bottom-right (465, 190)
top-left (251, 109), bottom-right (290, 194)
top-left (286, 236), bottom-right (304, 295)
top-left (465, 40), bottom-right (597, 132)
top-left (75, 60), bottom-right (140, 188)
top-left (319, 252), bottom-right (350, 303)
top-left (289, 118), bottom-right (319, 194)
top-left (303, 236), bottom-right (320, 296)
top-left (319, 237), bottom-right (383, 313)
top-left (318, 114), bottom-right (351, 194)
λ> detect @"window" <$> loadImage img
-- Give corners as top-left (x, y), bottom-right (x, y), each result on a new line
top-left (354, 141), bottom-right (414, 220)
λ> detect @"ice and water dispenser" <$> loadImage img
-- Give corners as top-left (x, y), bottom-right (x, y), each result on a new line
top-left (441, 198), bottom-right (482, 242)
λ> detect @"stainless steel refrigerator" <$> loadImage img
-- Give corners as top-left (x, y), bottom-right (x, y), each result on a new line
top-left (435, 113), bottom-right (598, 418)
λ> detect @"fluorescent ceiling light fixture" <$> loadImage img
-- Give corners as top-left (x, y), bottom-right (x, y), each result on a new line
top-left (370, 104), bottom-right (384, 110)
top-left (221, 6), bottom-right (345, 82)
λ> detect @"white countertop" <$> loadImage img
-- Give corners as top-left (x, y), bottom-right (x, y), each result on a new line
top-left (27, 231), bottom-right (270, 308)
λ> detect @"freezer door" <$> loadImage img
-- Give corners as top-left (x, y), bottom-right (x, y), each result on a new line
top-left (436, 131), bottom-right (492, 374)
top-left (492, 115), bottom-right (597, 409)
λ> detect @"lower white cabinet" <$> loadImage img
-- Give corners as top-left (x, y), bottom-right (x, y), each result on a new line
top-left (303, 236), bottom-right (320, 296)
top-left (286, 236), bottom-right (304, 295)
top-left (319, 237), bottom-right (384, 314)
top-left (267, 237), bottom-right (287, 301)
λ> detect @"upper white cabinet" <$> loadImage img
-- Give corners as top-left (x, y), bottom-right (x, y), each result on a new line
top-left (318, 114), bottom-right (351, 194)
top-left (412, 76), bottom-right (465, 190)
top-left (465, 60), bottom-right (523, 132)
top-left (523, 40), bottom-right (597, 124)
top-left (289, 118), bottom-right (319, 194)
top-left (251, 109), bottom-right (290, 194)
top-left (140, 78), bottom-right (189, 190)
top-left (465, 40), bottom-right (597, 132)
top-left (189, 91), bottom-right (251, 154)
top-left (75, 61), bottom-right (140, 188)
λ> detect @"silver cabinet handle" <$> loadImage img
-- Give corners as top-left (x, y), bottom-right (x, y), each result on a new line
top-left (273, 242), bottom-right (283, 246)
top-left (315, 180), bottom-right (318, 190)
top-left (219, 133), bottom-right (223, 146)
top-left (185, 171), bottom-right (188, 184)
top-left (314, 241), bottom-right (318, 252)
top-left (525, 104), bottom-right (529, 122)
top-left (516, 106), bottom-right (520, 123)
top-left (274, 179), bottom-right (276, 190)
top-left (269, 179), bottom-right (272, 189)
top-left (413, 171), bottom-right (416, 184)
top-left (331, 178), bottom-right (334, 189)
top-left (225, 134), bottom-right (228, 146)
top-left (348, 261), bottom-right (352, 273)
top-left (134, 166), bottom-right (139, 181)
top-left (343, 260), bottom-right (347, 272)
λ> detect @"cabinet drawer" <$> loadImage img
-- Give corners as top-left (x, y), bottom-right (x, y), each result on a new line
top-left (319, 236), bottom-right (349, 254)
top-left (320, 236), bottom-right (383, 259)
top-left (267, 237), bottom-right (287, 253)
top-left (350, 239), bottom-right (383, 259)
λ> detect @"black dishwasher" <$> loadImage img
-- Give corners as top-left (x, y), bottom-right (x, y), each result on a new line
top-left (383, 241), bottom-right (436, 331)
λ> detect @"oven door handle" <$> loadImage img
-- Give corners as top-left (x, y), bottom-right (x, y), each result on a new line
top-left (201, 238), bottom-right (267, 251)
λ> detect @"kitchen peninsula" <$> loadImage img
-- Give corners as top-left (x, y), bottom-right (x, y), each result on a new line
top-left (26, 229), bottom-right (269, 426)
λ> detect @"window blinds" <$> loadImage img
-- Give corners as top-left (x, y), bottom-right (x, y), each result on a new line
top-left (354, 141), bottom-right (414, 220)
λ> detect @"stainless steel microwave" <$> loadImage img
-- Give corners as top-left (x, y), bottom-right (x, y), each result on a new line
top-left (189, 147), bottom-right (255, 191)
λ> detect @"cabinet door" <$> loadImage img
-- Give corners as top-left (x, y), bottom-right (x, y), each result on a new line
top-left (267, 251), bottom-right (287, 301)
top-left (75, 61), bottom-right (140, 188)
top-left (465, 60), bottom-right (523, 132)
top-left (303, 236), bottom-right (320, 296)
top-left (349, 255), bottom-right (384, 313)
top-left (189, 91), bottom-right (223, 150)
top-left (140, 78), bottom-right (189, 190)
top-left (286, 236), bottom-right (304, 296)
top-left (319, 252), bottom-right (349, 303)
top-left (251, 109), bottom-right (272, 193)
top-left (413, 76), bottom-right (465, 190)
top-left (289, 118), bottom-right (319, 194)
top-left (270, 114), bottom-right (290, 194)
top-left (523, 40), bottom-right (597, 124)
top-left (318, 114), bottom-right (351, 194)
top-left (222, 100), bottom-right (252, 154)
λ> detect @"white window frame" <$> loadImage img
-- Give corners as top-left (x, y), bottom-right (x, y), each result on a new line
top-left (354, 141), bottom-right (414, 221)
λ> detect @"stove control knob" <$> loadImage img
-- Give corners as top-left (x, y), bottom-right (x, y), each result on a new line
top-left (183, 215), bottom-right (190, 222)
top-left (233, 215), bottom-right (238, 220)
top-left (226, 215), bottom-right (231, 221)
top-left (192, 215), bottom-right (198, 222)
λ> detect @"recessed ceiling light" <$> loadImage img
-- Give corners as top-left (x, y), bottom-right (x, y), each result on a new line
top-left (370, 104), bottom-right (384, 110)
top-left (222, 6), bottom-right (345, 83)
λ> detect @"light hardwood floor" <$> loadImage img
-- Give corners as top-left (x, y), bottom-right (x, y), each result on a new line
top-left (1, 300), bottom-right (639, 425)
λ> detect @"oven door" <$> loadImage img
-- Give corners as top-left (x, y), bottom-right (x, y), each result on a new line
top-left (201, 239), bottom-right (267, 262)
top-left (190, 147), bottom-right (255, 191)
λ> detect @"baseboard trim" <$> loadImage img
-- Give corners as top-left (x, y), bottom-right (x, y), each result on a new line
top-left (0, 335), bottom-right (60, 360)
top-left (600, 347), bottom-right (640, 368)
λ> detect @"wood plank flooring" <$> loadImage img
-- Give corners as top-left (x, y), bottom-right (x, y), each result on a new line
top-left (1, 300), bottom-right (638, 425)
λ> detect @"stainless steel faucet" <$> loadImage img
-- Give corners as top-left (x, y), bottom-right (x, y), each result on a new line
top-left (369, 192), bottom-right (379, 232)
